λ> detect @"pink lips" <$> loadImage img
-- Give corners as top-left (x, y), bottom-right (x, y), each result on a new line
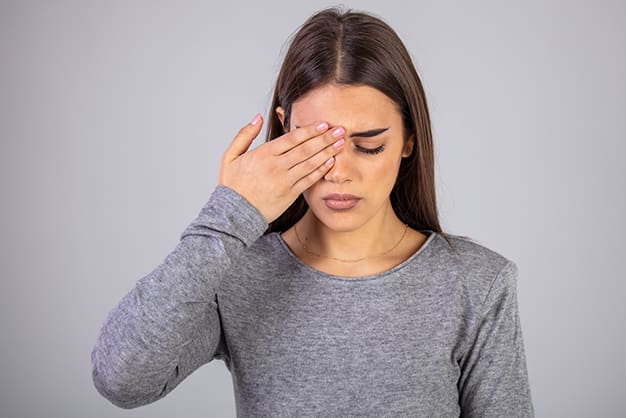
top-left (322, 193), bottom-right (362, 210)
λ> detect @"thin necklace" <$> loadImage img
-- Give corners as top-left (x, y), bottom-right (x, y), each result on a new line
top-left (293, 223), bottom-right (409, 263)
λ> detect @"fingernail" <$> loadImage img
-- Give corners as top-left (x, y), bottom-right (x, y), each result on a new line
top-left (326, 156), bottom-right (335, 165)
top-left (250, 113), bottom-right (261, 126)
top-left (331, 127), bottom-right (345, 138)
top-left (333, 138), bottom-right (345, 147)
top-left (316, 122), bottom-right (329, 132)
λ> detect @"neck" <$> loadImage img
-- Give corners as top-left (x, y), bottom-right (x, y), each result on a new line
top-left (295, 202), bottom-right (407, 261)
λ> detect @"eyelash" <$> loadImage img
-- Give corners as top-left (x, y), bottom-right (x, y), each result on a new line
top-left (356, 145), bottom-right (385, 155)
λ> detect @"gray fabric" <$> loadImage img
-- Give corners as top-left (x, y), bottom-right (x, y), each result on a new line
top-left (91, 185), bottom-right (534, 417)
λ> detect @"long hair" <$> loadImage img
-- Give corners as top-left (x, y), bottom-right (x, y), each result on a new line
top-left (264, 7), bottom-right (453, 246)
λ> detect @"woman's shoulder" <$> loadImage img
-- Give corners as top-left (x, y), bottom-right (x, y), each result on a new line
top-left (435, 231), bottom-right (513, 264)
top-left (427, 231), bottom-right (518, 289)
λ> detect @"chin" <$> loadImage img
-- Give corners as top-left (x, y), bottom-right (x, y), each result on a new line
top-left (307, 206), bottom-right (368, 233)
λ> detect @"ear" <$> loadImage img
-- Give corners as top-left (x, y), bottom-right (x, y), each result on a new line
top-left (402, 135), bottom-right (415, 158)
top-left (275, 106), bottom-right (287, 132)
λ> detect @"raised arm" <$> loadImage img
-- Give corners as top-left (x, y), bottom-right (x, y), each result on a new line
top-left (91, 114), bottom-right (346, 408)
top-left (91, 185), bottom-right (267, 408)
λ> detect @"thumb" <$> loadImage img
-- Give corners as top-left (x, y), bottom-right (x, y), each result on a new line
top-left (224, 113), bottom-right (263, 161)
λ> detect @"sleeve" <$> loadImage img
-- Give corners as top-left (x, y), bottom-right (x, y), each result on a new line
top-left (90, 185), bottom-right (267, 409)
top-left (458, 261), bottom-right (535, 417)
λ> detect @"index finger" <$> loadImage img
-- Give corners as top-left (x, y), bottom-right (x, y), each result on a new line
top-left (270, 121), bottom-right (330, 155)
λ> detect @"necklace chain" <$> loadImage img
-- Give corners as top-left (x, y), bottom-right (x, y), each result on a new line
top-left (293, 223), bottom-right (409, 263)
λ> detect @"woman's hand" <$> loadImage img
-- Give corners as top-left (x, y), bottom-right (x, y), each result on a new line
top-left (218, 113), bottom-right (346, 223)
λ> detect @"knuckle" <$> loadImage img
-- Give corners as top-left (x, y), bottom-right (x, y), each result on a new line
top-left (277, 133), bottom-right (296, 151)
top-left (266, 140), bottom-right (282, 156)
top-left (299, 141), bottom-right (315, 156)
top-left (307, 155), bottom-right (323, 171)
top-left (233, 132), bottom-right (246, 144)
top-left (325, 130), bottom-right (337, 143)
top-left (295, 158), bottom-right (313, 174)
top-left (325, 143), bottom-right (338, 155)
top-left (292, 131), bottom-right (306, 147)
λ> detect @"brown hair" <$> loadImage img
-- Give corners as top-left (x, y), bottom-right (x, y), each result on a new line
top-left (265, 7), bottom-right (453, 246)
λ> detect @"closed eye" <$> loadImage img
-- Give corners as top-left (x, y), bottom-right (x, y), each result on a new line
top-left (356, 144), bottom-right (385, 155)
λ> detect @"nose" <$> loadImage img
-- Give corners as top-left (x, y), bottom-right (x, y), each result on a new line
top-left (323, 147), bottom-right (352, 183)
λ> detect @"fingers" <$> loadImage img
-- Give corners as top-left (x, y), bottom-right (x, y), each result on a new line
top-left (286, 133), bottom-right (343, 185)
top-left (291, 155), bottom-right (336, 195)
top-left (282, 126), bottom-right (345, 170)
top-left (270, 120), bottom-right (331, 155)
top-left (224, 113), bottom-right (263, 162)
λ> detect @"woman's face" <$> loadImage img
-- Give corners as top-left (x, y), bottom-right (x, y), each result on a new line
top-left (277, 83), bottom-right (413, 232)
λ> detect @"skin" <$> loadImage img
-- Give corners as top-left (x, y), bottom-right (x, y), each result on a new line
top-left (276, 83), bottom-right (429, 277)
top-left (219, 108), bottom-right (346, 224)
top-left (219, 82), bottom-right (428, 277)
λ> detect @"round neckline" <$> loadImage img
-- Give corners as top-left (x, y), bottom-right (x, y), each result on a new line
top-left (272, 230), bottom-right (438, 282)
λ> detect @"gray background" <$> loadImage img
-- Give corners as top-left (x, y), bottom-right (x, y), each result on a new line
top-left (1, 0), bottom-right (624, 417)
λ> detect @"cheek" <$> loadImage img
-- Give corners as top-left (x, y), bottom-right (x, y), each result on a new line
top-left (302, 184), bottom-right (318, 202)
top-left (367, 154), bottom-right (402, 184)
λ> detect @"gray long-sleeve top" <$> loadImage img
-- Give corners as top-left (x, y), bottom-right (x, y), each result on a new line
top-left (91, 185), bottom-right (534, 417)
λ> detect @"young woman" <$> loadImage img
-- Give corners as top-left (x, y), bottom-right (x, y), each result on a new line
top-left (92, 7), bottom-right (534, 417)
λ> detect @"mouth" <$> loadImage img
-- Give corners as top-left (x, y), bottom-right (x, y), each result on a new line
top-left (322, 194), bottom-right (362, 210)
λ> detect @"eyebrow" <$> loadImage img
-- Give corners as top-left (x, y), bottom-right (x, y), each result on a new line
top-left (349, 127), bottom-right (389, 138)
top-left (294, 126), bottom-right (390, 138)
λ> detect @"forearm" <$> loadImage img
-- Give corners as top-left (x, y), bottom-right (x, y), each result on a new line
top-left (91, 186), bottom-right (267, 408)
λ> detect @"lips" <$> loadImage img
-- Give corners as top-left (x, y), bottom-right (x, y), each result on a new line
top-left (322, 193), bottom-right (362, 210)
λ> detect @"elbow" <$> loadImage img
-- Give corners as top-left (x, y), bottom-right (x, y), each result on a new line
top-left (92, 366), bottom-right (142, 409)
top-left (91, 357), bottom-right (163, 409)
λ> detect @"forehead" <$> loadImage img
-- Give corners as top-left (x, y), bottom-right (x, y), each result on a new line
top-left (290, 83), bottom-right (401, 128)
